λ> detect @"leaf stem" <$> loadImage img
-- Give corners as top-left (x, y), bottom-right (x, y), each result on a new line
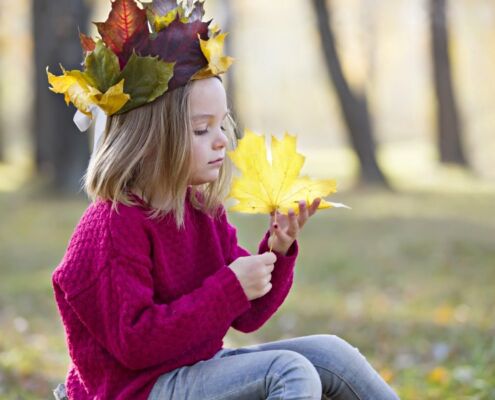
top-left (269, 211), bottom-right (277, 252)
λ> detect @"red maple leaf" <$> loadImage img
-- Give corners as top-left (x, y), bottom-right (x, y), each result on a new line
top-left (95, 0), bottom-right (148, 68)
top-left (135, 16), bottom-right (210, 90)
top-left (79, 32), bottom-right (96, 53)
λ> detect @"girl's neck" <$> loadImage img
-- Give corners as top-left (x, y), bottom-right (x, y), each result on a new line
top-left (128, 185), bottom-right (193, 208)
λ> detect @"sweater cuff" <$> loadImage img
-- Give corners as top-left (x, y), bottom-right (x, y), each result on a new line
top-left (212, 266), bottom-right (252, 318)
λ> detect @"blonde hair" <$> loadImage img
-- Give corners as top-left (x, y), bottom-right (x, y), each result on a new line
top-left (83, 79), bottom-right (238, 228)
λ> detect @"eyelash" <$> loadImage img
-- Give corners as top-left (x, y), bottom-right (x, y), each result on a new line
top-left (194, 126), bottom-right (227, 136)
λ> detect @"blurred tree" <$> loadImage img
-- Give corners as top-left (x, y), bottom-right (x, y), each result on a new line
top-left (0, 82), bottom-right (4, 162)
top-left (429, 0), bottom-right (468, 166)
top-left (0, 14), bottom-right (5, 163)
top-left (32, 0), bottom-right (91, 194)
top-left (222, 0), bottom-right (244, 139)
top-left (311, 0), bottom-right (388, 187)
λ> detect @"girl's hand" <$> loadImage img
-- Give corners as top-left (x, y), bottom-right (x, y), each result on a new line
top-left (228, 252), bottom-right (277, 300)
top-left (268, 198), bottom-right (321, 255)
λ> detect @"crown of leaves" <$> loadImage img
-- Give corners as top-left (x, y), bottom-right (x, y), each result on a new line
top-left (47, 0), bottom-right (234, 117)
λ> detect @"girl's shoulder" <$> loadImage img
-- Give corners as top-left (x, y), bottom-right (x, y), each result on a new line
top-left (79, 198), bottom-right (152, 250)
top-left (83, 197), bottom-right (149, 228)
top-left (53, 199), bottom-right (151, 297)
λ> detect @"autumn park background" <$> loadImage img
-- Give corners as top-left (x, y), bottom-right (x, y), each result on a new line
top-left (0, 0), bottom-right (494, 399)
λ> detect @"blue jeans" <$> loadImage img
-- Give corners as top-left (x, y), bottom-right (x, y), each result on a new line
top-left (148, 334), bottom-right (400, 399)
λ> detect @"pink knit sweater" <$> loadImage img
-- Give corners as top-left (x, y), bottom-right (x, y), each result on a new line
top-left (52, 189), bottom-right (298, 399)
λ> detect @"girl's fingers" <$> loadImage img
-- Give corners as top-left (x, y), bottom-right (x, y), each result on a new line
top-left (286, 208), bottom-right (299, 238)
top-left (272, 221), bottom-right (288, 239)
top-left (270, 210), bottom-right (280, 225)
top-left (270, 211), bottom-right (289, 236)
top-left (298, 200), bottom-right (309, 227)
top-left (271, 218), bottom-right (292, 246)
top-left (269, 212), bottom-right (275, 226)
top-left (308, 197), bottom-right (321, 216)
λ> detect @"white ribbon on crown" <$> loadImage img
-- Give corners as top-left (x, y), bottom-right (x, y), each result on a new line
top-left (73, 107), bottom-right (107, 153)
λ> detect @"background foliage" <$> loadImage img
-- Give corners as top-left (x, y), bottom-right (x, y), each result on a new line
top-left (0, 0), bottom-right (494, 398)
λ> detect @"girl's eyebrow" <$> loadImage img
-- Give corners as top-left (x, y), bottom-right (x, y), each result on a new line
top-left (192, 110), bottom-right (230, 120)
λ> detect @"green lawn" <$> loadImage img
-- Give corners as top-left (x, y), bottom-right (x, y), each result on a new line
top-left (1, 186), bottom-right (494, 399)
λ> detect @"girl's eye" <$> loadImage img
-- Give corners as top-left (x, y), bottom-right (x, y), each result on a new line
top-left (194, 128), bottom-right (208, 135)
top-left (194, 126), bottom-right (227, 135)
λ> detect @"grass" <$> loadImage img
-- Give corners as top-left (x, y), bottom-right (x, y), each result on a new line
top-left (0, 181), bottom-right (494, 399)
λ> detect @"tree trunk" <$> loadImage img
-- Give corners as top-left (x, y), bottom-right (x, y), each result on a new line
top-left (311, 0), bottom-right (388, 187)
top-left (0, 82), bottom-right (4, 162)
top-left (33, 0), bottom-right (91, 194)
top-left (222, 0), bottom-right (244, 139)
top-left (429, 0), bottom-right (468, 165)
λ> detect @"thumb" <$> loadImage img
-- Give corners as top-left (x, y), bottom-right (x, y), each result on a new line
top-left (260, 251), bottom-right (277, 264)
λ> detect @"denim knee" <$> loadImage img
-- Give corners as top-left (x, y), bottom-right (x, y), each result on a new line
top-left (312, 334), bottom-right (366, 361)
top-left (309, 334), bottom-right (399, 400)
top-left (266, 350), bottom-right (322, 399)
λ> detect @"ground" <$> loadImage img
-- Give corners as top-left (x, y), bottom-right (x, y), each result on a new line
top-left (0, 185), bottom-right (494, 399)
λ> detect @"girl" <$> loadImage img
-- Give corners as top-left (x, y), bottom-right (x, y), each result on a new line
top-left (50, 1), bottom-right (400, 399)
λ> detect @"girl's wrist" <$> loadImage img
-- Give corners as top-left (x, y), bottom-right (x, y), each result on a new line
top-left (271, 240), bottom-right (294, 256)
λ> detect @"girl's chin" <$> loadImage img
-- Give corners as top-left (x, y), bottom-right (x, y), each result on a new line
top-left (189, 174), bottom-right (219, 185)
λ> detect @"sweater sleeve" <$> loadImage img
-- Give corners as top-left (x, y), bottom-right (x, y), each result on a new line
top-left (61, 259), bottom-right (250, 370)
top-left (218, 210), bottom-right (298, 333)
top-left (54, 207), bottom-right (251, 371)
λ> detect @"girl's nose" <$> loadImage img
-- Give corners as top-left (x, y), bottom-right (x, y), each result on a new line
top-left (213, 128), bottom-right (228, 149)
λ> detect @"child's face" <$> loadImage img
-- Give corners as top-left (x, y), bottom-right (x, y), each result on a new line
top-left (189, 77), bottom-right (229, 185)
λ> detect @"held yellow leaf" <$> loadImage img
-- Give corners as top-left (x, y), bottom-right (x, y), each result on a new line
top-left (227, 130), bottom-right (350, 215)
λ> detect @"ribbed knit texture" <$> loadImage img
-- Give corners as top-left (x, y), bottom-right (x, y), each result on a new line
top-left (52, 189), bottom-right (298, 399)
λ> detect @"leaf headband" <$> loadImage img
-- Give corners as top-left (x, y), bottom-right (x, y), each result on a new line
top-left (46, 0), bottom-right (234, 117)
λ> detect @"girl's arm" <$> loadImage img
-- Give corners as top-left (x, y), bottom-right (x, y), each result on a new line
top-left (53, 208), bottom-right (252, 371)
top-left (219, 212), bottom-right (299, 333)
top-left (54, 255), bottom-right (251, 371)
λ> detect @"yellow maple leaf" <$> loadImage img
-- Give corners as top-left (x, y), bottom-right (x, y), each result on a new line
top-left (193, 32), bottom-right (234, 79)
top-left (227, 130), bottom-right (349, 215)
top-left (47, 67), bottom-right (130, 116)
top-left (208, 23), bottom-right (221, 37)
top-left (90, 79), bottom-right (130, 116)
